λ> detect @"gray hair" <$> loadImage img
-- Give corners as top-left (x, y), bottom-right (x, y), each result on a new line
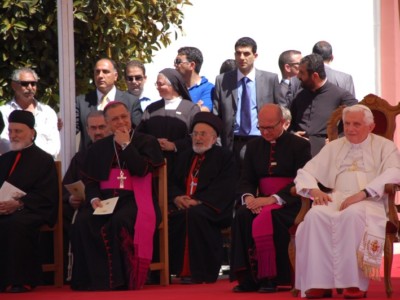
top-left (342, 104), bottom-right (374, 125)
top-left (86, 110), bottom-right (105, 123)
top-left (280, 105), bottom-right (292, 122)
top-left (11, 67), bottom-right (39, 81)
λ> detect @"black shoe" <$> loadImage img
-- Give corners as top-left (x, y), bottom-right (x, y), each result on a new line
top-left (232, 283), bottom-right (259, 293)
top-left (258, 279), bottom-right (277, 293)
top-left (180, 277), bottom-right (202, 284)
top-left (5, 285), bottom-right (32, 293)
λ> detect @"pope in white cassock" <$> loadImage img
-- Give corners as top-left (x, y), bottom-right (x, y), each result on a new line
top-left (294, 104), bottom-right (400, 299)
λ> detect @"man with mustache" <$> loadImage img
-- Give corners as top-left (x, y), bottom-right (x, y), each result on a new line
top-left (70, 101), bottom-right (164, 290)
top-left (168, 112), bottom-right (237, 284)
top-left (62, 110), bottom-right (111, 281)
top-left (125, 59), bottom-right (156, 113)
top-left (76, 58), bottom-right (142, 151)
top-left (0, 67), bottom-right (60, 158)
top-left (0, 110), bottom-right (58, 293)
top-left (289, 54), bottom-right (357, 156)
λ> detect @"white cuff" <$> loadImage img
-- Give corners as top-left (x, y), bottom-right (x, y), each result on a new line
top-left (272, 194), bottom-right (285, 206)
top-left (241, 193), bottom-right (254, 205)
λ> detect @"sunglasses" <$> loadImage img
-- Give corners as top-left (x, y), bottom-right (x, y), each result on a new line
top-left (16, 81), bottom-right (37, 87)
top-left (126, 75), bottom-right (144, 82)
top-left (174, 58), bottom-right (190, 65)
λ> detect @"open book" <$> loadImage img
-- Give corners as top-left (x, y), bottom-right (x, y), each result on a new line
top-left (0, 181), bottom-right (26, 201)
top-left (93, 197), bottom-right (119, 215)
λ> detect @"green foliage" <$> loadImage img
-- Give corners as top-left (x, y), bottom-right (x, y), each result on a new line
top-left (0, 0), bottom-right (192, 110)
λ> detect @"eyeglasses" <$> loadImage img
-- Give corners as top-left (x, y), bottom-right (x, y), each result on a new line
top-left (15, 81), bottom-right (37, 87)
top-left (154, 81), bottom-right (168, 87)
top-left (257, 120), bottom-right (282, 132)
top-left (288, 62), bottom-right (300, 67)
top-left (189, 131), bottom-right (215, 138)
top-left (126, 75), bottom-right (144, 82)
top-left (174, 58), bottom-right (190, 65)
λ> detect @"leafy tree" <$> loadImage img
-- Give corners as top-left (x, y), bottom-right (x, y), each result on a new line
top-left (0, 0), bottom-right (192, 109)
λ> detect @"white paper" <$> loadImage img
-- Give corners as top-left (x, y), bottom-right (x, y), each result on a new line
top-left (64, 180), bottom-right (85, 200)
top-left (93, 197), bottom-right (119, 215)
top-left (0, 181), bottom-right (26, 202)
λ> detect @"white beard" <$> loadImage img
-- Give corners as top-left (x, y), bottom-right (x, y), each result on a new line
top-left (10, 141), bottom-right (31, 151)
top-left (193, 144), bottom-right (212, 154)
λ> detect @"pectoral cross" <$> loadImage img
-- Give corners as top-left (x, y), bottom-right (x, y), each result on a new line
top-left (189, 181), bottom-right (197, 195)
top-left (117, 170), bottom-right (127, 189)
top-left (349, 160), bottom-right (359, 172)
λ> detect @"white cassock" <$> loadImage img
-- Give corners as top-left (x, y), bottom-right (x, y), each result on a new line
top-left (294, 134), bottom-right (400, 297)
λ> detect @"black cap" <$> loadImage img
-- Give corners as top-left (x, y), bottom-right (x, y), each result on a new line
top-left (8, 110), bottom-right (35, 129)
top-left (191, 112), bottom-right (222, 136)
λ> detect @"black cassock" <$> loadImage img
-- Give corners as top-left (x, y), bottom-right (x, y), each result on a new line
top-left (0, 145), bottom-right (58, 289)
top-left (70, 132), bottom-right (164, 290)
top-left (168, 145), bottom-right (237, 283)
top-left (230, 131), bottom-right (311, 285)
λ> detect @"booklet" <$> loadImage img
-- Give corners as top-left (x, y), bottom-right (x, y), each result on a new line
top-left (0, 181), bottom-right (26, 201)
top-left (64, 180), bottom-right (85, 200)
top-left (93, 197), bottom-right (119, 215)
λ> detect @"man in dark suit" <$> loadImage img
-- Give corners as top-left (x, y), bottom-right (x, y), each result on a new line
top-left (76, 58), bottom-right (142, 151)
top-left (312, 41), bottom-right (356, 97)
top-left (278, 50), bottom-right (302, 109)
top-left (230, 104), bottom-right (311, 293)
top-left (213, 37), bottom-right (284, 164)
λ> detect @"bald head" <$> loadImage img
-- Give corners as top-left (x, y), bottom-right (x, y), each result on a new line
top-left (257, 104), bottom-right (285, 141)
top-left (258, 104), bottom-right (283, 121)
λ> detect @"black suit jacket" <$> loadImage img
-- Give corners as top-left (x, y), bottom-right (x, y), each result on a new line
top-left (213, 69), bottom-right (284, 150)
top-left (76, 88), bottom-right (142, 151)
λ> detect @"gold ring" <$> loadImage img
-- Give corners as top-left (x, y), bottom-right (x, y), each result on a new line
top-left (314, 197), bottom-right (319, 200)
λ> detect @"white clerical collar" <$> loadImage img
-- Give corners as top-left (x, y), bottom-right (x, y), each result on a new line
top-left (164, 96), bottom-right (182, 110)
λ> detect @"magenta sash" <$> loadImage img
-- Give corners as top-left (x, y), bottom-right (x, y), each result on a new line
top-left (100, 168), bottom-right (155, 289)
top-left (252, 177), bottom-right (293, 279)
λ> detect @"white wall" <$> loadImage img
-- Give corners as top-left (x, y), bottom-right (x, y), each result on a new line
top-left (145, 0), bottom-right (377, 101)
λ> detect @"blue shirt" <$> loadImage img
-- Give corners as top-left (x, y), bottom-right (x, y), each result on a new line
top-left (188, 76), bottom-right (214, 111)
top-left (234, 71), bottom-right (260, 136)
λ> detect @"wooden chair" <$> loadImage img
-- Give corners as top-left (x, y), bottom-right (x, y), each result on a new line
top-left (288, 94), bottom-right (400, 298)
top-left (149, 161), bottom-right (170, 286)
top-left (40, 160), bottom-right (63, 287)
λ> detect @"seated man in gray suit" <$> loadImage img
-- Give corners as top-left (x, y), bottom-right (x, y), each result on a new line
top-left (213, 37), bottom-right (284, 166)
top-left (312, 40), bottom-right (356, 97)
top-left (76, 58), bottom-right (142, 151)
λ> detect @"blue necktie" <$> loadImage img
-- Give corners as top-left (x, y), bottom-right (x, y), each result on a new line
top-left (240, 77), bottom-right (251, 135)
